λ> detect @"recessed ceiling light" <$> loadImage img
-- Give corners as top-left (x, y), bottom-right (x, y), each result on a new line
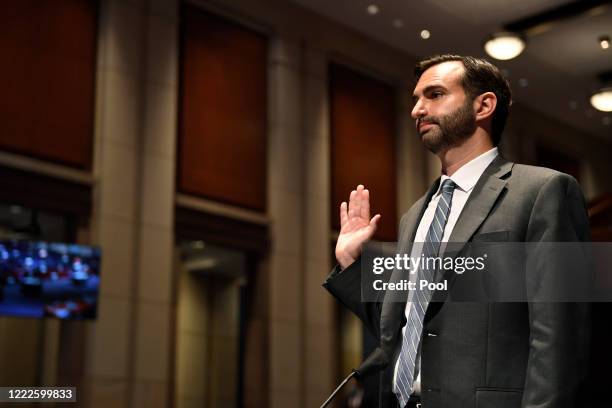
top-left (367, 4), bottom-right (379, 15)
top-left (420, 30), bottom-right (431, 40)
top-left (590, 88), bottom-right (612, 112)
top-left (484, 32), bottom-right (526, 60)
top-left (393, 19), bottom-right (404, 28)
top-left (600, 35), bottom-right (610, 50)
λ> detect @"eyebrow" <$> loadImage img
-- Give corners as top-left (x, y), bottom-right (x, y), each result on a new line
top-left (412, 84), bottom-right (447, 102)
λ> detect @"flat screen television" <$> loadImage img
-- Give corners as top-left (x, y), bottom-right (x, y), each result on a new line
top-left (0, 240), bottom-right (101, 320)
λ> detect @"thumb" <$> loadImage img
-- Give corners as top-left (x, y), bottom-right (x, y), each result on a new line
top-left (369, 214), bottom-right (381, 229)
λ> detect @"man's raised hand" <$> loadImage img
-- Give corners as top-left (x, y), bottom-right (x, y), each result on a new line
top-left (335, 184), bottom-right (381, 269)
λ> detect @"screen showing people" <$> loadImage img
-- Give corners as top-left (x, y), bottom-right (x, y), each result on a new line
top-left (0, 240), bottom-right (101, 320)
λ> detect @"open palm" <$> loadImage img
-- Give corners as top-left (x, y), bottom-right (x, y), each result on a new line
top-left (335, 184), bottom-right (381, 269)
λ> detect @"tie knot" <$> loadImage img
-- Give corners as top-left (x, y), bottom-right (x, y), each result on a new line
top-left (441, 179), bottom-right (456, 193)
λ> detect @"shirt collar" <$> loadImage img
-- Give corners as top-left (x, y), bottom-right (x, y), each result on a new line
top-left (436, 147), bottom-right (499, 195)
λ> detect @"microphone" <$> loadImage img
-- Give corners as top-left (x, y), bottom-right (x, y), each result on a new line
top-left (354, 347), bottom-right (389, 378)
top-left (319, 348), bottom-right (389, 408)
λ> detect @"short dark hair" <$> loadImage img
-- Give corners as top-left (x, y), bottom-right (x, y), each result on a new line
top-left (414, 55), bottom-right (512, 146)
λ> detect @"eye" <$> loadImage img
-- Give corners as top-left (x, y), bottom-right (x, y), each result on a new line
top-left (431, 91), bottom-right (443, 99)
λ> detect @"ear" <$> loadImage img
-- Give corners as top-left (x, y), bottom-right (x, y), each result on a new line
top-left (474, 92), bottom-right (497, 122)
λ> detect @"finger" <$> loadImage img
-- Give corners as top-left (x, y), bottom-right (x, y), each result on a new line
top-left (348, 189), bottom-right (357, 218)
top-left (368, 214), bottom-right (382, 237)
top-left (355, 184), bottom-right (364, 212)
top-left (339, 201), bottom-right (348, 228)
top-left (369, 214), bottom-right (381, 227)
top-left (354, 184), bottom-right (364, 219)
top-left (361, 189), bottom-right (371, 220)
top-left (365, 214), bottom-right (381, 240)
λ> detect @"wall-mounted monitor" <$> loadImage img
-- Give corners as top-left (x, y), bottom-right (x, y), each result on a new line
top-left (0, 240), bottom-right (101, 320)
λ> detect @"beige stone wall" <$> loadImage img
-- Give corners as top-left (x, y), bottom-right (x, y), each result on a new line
top-left (85, 0), bottom-right (178, 406)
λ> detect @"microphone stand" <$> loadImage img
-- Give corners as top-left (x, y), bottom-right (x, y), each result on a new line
top-left (319, 369), bottom-right (357, 408)
top-left (320, 347), bottom-right (388, 407)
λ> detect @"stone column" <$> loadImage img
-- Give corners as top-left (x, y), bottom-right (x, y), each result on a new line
top-left (86, 0), bottom-right (145, 406)
top-left (267, 36), bottom-right (305, 408)
top-left (302, 46), bottom-right (335, 408)
top-left (397, 82), bottom-right (429, 213)
top-left (130, 0), bottom-right (178, 406)
top-left (86, 0), bottom-right (178, 406)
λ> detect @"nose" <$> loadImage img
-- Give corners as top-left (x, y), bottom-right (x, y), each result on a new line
top-left (411, 99), bottom-right (426, 119)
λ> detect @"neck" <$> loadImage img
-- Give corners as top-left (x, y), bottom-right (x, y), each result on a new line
top-left (438, 130), bottom-right (494, 176)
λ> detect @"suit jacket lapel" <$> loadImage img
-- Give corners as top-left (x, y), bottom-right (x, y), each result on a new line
top-left (447, 155), bottom-right (512, 247)
top-left (434, 155), bottom-right (513, 287)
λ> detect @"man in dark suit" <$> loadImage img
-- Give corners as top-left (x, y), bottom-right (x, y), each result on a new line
top-left (324, 55), bottom-right (590, 408)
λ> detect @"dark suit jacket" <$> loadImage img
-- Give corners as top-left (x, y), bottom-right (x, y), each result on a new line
top-left (324, 155), bottom-right (591, 408)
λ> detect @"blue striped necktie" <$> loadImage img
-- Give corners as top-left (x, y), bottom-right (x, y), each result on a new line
top-left (395, 178), bottom-right (456, 407)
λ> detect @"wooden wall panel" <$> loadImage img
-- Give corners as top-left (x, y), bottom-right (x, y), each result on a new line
top-left (0, 0), bottom-right (97, 169)
top-left (178, 5), bottom-right (267, 212)
top-left (330, 64), bottom-right (397, 241)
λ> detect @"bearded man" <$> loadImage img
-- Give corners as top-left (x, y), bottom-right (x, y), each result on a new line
top-left (324, 55), bottom-right (591, 408)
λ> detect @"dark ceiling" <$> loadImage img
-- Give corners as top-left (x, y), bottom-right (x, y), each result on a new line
top-left (289, 0), bottom-right (612, 141)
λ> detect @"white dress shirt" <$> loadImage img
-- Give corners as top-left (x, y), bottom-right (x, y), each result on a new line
top-left (392, 147), bottom-right (499, 397)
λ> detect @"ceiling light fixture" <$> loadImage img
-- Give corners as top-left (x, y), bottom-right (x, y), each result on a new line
top-left (484, 32), bottom-right (526, 60)
top-left (420, 29), bottom-right (430, 40)
top-left (490, 1), bottom-right (608, 62)
top-left (600, 35), bottom-right (610, 50)
top-left (591, 71), bottom-right (612, 112)
top-left (367, 4), bottom-right (379, 15)
top-left (590, 88), bottom-right (612, 112)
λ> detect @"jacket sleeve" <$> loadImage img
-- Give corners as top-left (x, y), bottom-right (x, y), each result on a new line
top-left (522, 173), bottom-right (591, 408)
top-left (322, 259), bottom-right (384, 340)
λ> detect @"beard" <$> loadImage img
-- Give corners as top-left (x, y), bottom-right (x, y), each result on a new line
top-left (418, 98), bottom-right (477, 154)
